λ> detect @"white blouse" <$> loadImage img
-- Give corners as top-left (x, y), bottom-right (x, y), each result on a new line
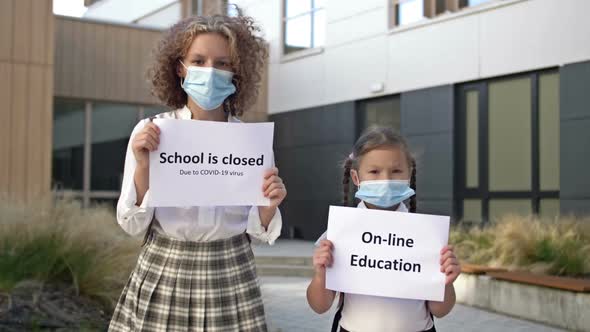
top-left (116, 106), bottom-right (282, 244)
top-left (316, 202), bottom-right (434, 332)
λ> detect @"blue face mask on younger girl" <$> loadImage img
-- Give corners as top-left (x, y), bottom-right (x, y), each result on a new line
top-left (180, 61), bottom-right (236, 111)
top-left (355, 179), bottom-right (415, 208)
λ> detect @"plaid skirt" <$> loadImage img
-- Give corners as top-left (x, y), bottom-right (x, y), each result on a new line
top-left (108, 232), bottom-right (267, 332)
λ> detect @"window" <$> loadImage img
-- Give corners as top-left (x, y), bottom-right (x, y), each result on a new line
top-left (53, 99), bottom-right (86, 190)
top-left (191, 0), bottom-right (202, 16)
top-left (52, 98), bottom-right (166, 208)
top-left (143, 105), bottom-right (169, 119)
top-left (391, 0), bottom-right (497, 28)
top-left (91, 102), bottom-right (138, 191)
top-left (456, 71), bottom-right (560, 223)
top-left (459, 0), bottom-right (493, 8)
top-left (283, 0), bottom-right (325, 54)
top-left (357, 96), bottom-right (401, 135)
top-left (349, 95), bottom-right (401, 206)
top-left (394, 0), bottom-right (426, 26)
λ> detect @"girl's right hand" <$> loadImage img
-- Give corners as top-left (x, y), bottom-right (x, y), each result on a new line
top-left (132, 122), bottom-right (160, 168)
top-left (313, 240), bottom-right (334, 276)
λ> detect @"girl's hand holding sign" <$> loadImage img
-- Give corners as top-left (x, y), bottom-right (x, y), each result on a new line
top-left (259, 167), bottom-right (287, 228)
top-left (440, 245), bottom-right (460, 285)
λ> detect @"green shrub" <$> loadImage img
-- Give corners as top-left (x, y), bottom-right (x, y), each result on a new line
top-left (451, 214), bottom-right (590, 277)
top-left (0, 197), bottom-right (141, 309)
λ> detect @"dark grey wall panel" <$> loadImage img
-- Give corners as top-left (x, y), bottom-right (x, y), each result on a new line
top-left (561, 199), bottom-right (590, 216)
top-left (274, 144), bottom-right (352, 201)
top-left (560, 61), bottom-right (590, 120)
top-left (279, 199), bottom-right (339, 241)
top-left (405, 133), bottom-right (454, 201)
top-left (274, 103), bottom-right (355, 149)
top-left (560, 61), bottom-right (590, 215)
top-left (401, 85), bottom-right (455, 217)
top-left (418, 200), bottom-right (454, 217)
top-left (270, 102), bottom-right (356, 240)
top-left (560, 118), bottom-right (590, 199)
top-left (401, 85), bottom-right (454, 135)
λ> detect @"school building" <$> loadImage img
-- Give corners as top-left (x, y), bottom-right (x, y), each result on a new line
top-left (0, 0), bottom-right (588, 241)
top-left (0, 0), bottom-right (261, 207)
top-left (230, 0), bottom-right (590, 240)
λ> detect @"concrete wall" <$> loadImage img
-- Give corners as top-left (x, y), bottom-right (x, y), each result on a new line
top-left (234, 0), bottom-right (590, 114)
top-left (560, 60), bottom-right (590, 216)
top-left (455, 274), bottom-right (590, 332)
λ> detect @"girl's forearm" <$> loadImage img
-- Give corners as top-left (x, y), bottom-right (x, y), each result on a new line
top-left (306, 271), bottom-right (336, 314)
top-left (427, 284), bottom-right (456, 318)
top-left (258, 206), bottom-right (276, 229)
top-left (134, 165), bottom-right (149, 206)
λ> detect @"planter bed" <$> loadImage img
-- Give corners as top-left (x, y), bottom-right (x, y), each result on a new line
top-left (456, 265), bottom-right (590, 332)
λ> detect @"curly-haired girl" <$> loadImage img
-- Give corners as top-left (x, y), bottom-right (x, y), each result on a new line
top-left (108, 8), bottom-right (286, 332)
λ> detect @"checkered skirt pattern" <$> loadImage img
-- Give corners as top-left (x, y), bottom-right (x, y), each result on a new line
top-left (108, 232), bottom-right (267, 331)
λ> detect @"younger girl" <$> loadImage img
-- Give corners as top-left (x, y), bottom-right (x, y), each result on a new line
top-left (307, 127), bottom-right (460, 332)
top-left (109, 9), bottom-right (286, 332)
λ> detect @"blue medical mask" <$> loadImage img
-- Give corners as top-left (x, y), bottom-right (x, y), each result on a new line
top-left (180, 61), bottom-right (236, 111)
top-left (355, 179), bottom-right (415, 208)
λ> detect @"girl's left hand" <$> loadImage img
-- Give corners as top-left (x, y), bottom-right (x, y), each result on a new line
top-left (262, 167), bottom-right (287, 208)
top-left (440, 245), bottom-right (461, 285)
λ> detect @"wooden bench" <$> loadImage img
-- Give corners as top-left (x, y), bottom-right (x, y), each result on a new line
top-left (461, 264), bottom-right (507, 275)
top-left (487, 271), bottom-right (590, 292)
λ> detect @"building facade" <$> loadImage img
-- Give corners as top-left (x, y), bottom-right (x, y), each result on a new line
top-left (2, 0), bottom-right (588, 242)
top-left (1, 0), bottom-right (260, 208)
top-left (53, 0), bottom-right (266, 208)
top-left (231, 0), bottom-right (590, 240)
top-left (0, 0), bottom-right (54, 203)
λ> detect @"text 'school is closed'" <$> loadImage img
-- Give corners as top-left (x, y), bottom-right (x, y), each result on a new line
top-left (160, 152), bottom-right (264, 166)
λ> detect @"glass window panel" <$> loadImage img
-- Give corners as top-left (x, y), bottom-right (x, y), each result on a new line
top-left (463, 199), bottom-right (482, 224)
top-left (367, 108), bottom-right (377, 127)
top-left (539, 198), bottom-right (560, 221)
top-left (459, 0), bottom-right (492, 8)
top-left (285, 0), bottom-right (311, 18)
top-left (468, 0), bottom-right (492, 6)
top-left (52, 98), bottom-right (85, 190)
top-left (489, 199), bottom-right (532, 222)
top-left (143, 105), bottom-right (169, 120)
top-left (466, 90), bottom-right (479, 188)
top-left (436, 0), bottom-right (446, 14)
top-left (227, 4), bottom-right (239, 17)
top-left (90, 198), bottom-right (118, 211)
top-left (313, 9), bottom-right (326, 48)
top-left (284, 14), bottom-right (312, 54)
top-left (361, 97), bottom-right (401, 131)
top-left (539, 72), bottom-right (560, 191)
top-left (191, 0), bottom-right (200, 15)
top-left (397, 0), bottom-right (425, 26)
top-left (91, 103), bottom-right (138, 191)
top-left (488, 77), bottom-right (532, 191)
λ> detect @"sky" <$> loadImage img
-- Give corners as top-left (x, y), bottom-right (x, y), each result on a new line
top-left (53, 0), bottom-right (88, 17)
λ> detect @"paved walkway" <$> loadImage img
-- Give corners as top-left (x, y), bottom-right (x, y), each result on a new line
top-left (254, 240), bottom-right (565, 332)
top-left (252, 239), bottom-right (316, 257)
top-left (260, 276), bottom-right (565, 332)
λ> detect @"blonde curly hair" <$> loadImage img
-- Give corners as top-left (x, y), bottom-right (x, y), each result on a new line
top-left (147, 8), bottom-right (268, 116)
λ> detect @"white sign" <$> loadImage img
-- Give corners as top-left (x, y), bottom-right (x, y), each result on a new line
top-left (326, 206), bottom-right (450, 301)
top-left (148, 119), bottom-right (274, 207)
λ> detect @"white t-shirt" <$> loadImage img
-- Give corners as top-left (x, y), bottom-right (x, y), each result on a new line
top-left (316, 201), bottom-right (434, 332)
